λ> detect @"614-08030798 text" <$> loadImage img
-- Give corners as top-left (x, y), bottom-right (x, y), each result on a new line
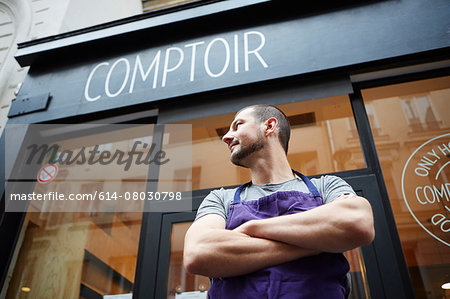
top-left (100, 191), bottom-right (182, 201)
top-left (9, 191), bottom-right (183, 201)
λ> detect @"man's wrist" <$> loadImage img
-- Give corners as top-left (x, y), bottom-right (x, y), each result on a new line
top-left (240, 219), bottom-right (266, 238)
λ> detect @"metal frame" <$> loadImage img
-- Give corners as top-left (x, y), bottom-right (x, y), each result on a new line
top-left (133, 123), bottom-right (165, 298)
top-left (350, 87), bottom-right (415, 298)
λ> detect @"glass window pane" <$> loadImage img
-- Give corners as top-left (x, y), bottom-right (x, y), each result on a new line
top-left (176, 94), bottom-right (365, 190)
top-left (362, 76), bottom-right (450, 298)
top-left (167, 222), bottom-right (210, 298)
top-left (345, 248), bottom-right (371, 299)
top-left (4, 125), bottom-right (155, 298)
top-left (280, 95), bottom-right (366, 175)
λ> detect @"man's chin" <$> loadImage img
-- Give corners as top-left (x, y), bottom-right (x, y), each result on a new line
top-left (230, 154), bottom-right (250, 168)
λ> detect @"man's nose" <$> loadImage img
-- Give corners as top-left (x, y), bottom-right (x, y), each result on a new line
top-left (222, 131), bottom-right (233, 145)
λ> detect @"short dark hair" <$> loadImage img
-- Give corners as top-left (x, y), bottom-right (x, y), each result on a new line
top-left (240, 104), bottom-right (291, 154)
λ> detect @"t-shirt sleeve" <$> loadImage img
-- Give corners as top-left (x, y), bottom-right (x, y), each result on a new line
top-left (314, 175), bottom-right (356, 204)
top-left (195, 188), bottom-right (227, 221)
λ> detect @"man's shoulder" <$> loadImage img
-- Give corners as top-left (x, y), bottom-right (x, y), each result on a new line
top-left (310, 175), bottom-right (356, 203)
top-left (196, 186), bottom-right (239, 221)
top-left (310, 174), bottom-right (345, 186)
top-left (208, 186), bottom-right (239, 198)
top-left (202, 186), bottom-right (240, 205)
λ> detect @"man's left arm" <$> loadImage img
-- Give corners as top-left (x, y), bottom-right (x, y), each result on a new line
top-left (234, 194), bottom-right (374, 253)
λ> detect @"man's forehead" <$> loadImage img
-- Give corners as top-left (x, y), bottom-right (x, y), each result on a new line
top-left (234, 107), bottom-right (255, 120)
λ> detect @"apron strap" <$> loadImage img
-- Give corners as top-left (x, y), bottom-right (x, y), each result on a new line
top-left (292, 170), bottom-right (322, 199)
top-left (232, 182), bottom-right (250, 205)
top-left (232, 170), bottom-right (322, 204)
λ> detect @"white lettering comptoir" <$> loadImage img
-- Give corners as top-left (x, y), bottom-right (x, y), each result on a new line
top-left (84, 31), bottom-right (269, 102)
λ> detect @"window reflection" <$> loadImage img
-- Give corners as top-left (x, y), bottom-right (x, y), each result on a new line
top-left (401, 95), bottom-right (441, 132)
top-left (167, 223), bottom-right (210, 298)
top-left (5, 125), bottom-right (152, 298)
top-left (280, 95), bottom-right (366, 174)
top-left (362, 76), bottom-right (450, 298)
top-left (176, 94), bottom-right (366, 191)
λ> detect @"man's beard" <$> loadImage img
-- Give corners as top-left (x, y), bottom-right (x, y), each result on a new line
top-left (230, 134), bottom-right (265, 168)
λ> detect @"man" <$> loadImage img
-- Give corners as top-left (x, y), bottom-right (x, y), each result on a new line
top-left (184, 104), bottom-right (375, 298)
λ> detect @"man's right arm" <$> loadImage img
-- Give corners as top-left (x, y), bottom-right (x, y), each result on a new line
top-left (183, 213), bottom-right (318, 278)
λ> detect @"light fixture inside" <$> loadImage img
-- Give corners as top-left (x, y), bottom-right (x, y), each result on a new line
top-left (21, 286), bottom-right (31, 292)
top-left (441, 282), bottom-right (450, 289)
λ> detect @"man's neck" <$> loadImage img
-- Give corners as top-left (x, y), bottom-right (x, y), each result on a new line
top-left (249, 152), bottom-right (295, 185)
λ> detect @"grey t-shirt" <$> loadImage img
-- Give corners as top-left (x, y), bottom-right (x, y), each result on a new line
top-left (196, 175), bottom-right (355, 296)
top-left (195, 175), bottom-right (356, 221)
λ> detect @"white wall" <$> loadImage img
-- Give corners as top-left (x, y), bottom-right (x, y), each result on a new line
top-left (61, 0), bottom-right (142, 33)
top-left (0, 0), bottom-right (143, 136)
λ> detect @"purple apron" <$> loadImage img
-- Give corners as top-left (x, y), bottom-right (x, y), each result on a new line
top-left (208, 171), bottom-right (350, 299)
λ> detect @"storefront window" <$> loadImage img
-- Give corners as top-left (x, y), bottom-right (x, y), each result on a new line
top-left (176, 94), bottom-right (365, 190)
top-left (167, 222), bottom-right (210, 298)
top-left (280, 95), bottom-right (366, 174)
top-left (362, 76), bottom-right (450, 298)
top-left (4, 125), bottom-right (157, 298)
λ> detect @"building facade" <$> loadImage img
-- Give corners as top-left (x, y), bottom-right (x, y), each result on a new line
top-left (1, 0), bottom-right (449, 298)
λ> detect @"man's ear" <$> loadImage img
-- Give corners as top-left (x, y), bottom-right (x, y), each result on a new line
top-left (265, 117), bottom-right (278, 136)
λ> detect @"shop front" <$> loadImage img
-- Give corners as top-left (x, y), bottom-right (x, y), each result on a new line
top-left (1, 0), bottom-right (449, 298)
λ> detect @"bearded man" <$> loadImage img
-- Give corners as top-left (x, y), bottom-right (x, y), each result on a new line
top-left (184, 104), bottom-right (375, 299)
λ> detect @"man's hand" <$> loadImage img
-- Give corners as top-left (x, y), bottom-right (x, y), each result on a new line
top-left (233, 220), bottom-right (256, 235)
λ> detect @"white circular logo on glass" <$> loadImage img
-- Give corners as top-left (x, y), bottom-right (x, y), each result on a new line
top-left (401, 133), bottom-right (450, 247)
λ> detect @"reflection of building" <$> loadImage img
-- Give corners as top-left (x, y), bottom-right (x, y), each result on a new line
top-left (0, 0), bottom-right (449, 298)
top-left (362, 80), bottom-right (450, 298)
